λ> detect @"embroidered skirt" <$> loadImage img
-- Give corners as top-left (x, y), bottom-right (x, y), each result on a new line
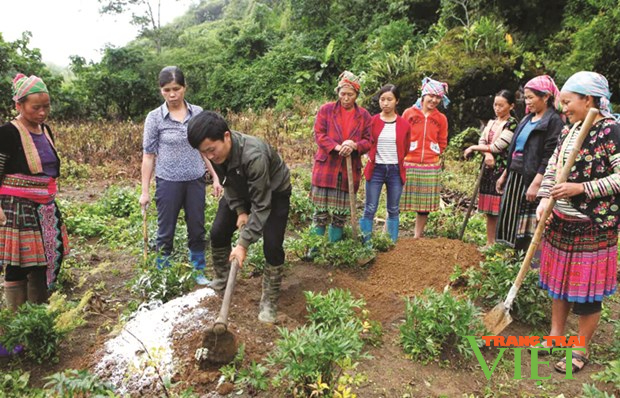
top-left (310, 174), bottom-right (350, 214)
top-left (539, 211), bottom-right (617, 302)
top-left (400, 162), bottom-right (441, 213)
top-left (0, 195), bottom-right (69, 287)
top-left (478, 164), bottom-right (504, 215)
top-left (496, 171), bottom-right (538, 248)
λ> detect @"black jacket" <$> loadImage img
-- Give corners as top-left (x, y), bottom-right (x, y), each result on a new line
top-left (506, 109), bottom-right (563, 188)
top-left (0, 122), bottom-right (60, 183)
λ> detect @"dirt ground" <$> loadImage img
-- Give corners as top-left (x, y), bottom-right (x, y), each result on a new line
top-left (2, 182), bottom-right (618, 397)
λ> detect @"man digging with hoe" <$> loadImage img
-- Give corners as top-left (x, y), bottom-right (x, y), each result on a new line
top-left (188, 110), bottom-right (291, 324)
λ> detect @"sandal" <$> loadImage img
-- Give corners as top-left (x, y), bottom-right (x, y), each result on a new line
top-left (554, 352), bottom-right (589, 374)
top-left (528, 341), bottom-right (555, 356)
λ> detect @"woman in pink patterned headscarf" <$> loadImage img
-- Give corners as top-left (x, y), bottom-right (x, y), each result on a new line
top-left (495, 75), bottom-right (564, 251)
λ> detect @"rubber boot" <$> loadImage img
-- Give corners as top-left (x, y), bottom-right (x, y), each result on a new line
top-left (4, 280), bottom-right (27, 312)
top-left (209, 246), bottom-right (231, 291)
top-left (258, 264), bottom-right (283, 323)
top-left (1, 281), bottom-right (26, 357)
top-left (189, 250), bottom-right (210, 285)
top-left (328, 225), bottom-right (343, 243)
top-left (303, 225), bottom-right (326, 261)
top-left (156, 253), bottom-right (171, 270)
top-left (386, 217), bottom-right (399, 243)
top-left (26, 267), bottom-right (49, 304)
top-left (359, 218), bottom-right (373, 245)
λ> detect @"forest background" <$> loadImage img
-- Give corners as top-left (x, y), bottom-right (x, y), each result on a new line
top-left (1, 0), bottom-right (619, 129)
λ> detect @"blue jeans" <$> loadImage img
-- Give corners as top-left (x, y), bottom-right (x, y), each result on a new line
top-left (363, 164), bottom-right (403, 220)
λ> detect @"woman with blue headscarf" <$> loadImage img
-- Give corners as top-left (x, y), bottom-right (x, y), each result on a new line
top-left (535, 71), bottom-right (619, 374)
top-left (400, 77), bottom-right (449, 238)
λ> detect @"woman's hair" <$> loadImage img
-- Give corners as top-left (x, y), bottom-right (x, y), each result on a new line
top-left (375, 84), bottom-right (400, 101)
top-left (576, 93), bottom-right (602, 108)
top-left (527, 88), bottom-right (555, 109)
top-left (495, 89), bottom-right (515, 105)
top-left (158, 66), bottom-right (185, 87)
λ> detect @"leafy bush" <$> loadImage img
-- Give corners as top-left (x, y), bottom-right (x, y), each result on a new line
top-left (130, 260), bottom-right (195, 304)
top-left (43, 369), bottom-right (118, 397)
top-left (590, 359), bottom-right (620, 392)
top-left (463, 249), bottom-right (551, 327)
top-left (0, 303), bottom-right (65, 364)
top-left (400, 288), bottom-right (486, 364)
top-left (100, 185), bottom-right (139, 218)
top-left (268, 289), bottom-right (377, 395)
top-left (421, 204), bottom-right (486, 245)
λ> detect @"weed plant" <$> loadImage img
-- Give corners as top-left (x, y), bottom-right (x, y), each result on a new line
top-left (0, 303), bottom-right (65, 364)
top-left (461, 248), bottom-right (551, 327)
top-left (400, 288), bottom-right (486, 364)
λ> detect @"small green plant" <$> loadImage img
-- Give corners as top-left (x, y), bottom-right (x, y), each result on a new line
top-left (0, 303), bottom-right (65, 364)
top-left (219, 344), bottom-right (246, 384)
top-left (268, 289), bottom-right (376, 395)
top-left (130, 259), bottom-right (195, 303)
top-left (369, 232), bottom-right (394, 252)
top-left (100, 185), bottom-right (139, 218)
top-left (237, 361), bottom-right (270, 393)
top-left (400, 288), bottom-right (486, 364)
top-left (464, 250), bottom-right (551, 327)
top-left (590, 359), bottom-right (620, 391)
top-left (0, 371), bottom-right (46, 398)
top-left (43, 369), bottom-right (118, 397)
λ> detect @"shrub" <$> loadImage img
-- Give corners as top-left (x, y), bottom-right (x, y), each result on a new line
top-left (0, 371), bottom-right (46, 398)
top-left (400, 288), bottom-right (486, 364)
top-left (463, 250), bottom-right (551, 327)
top-left (0, 303), bottom-right (65, 364)
top-left (267, 289), bottom-right (377, 395)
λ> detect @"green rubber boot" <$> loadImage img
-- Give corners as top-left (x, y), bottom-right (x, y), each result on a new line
top-left (258, 264), bottom-right (283, 323)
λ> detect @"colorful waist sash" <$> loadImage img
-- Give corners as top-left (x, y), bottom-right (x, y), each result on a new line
top-left (0, 174), bottom-right (57, 204)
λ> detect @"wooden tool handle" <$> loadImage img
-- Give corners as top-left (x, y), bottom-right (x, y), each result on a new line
top-left (346, 156), bottom-right (358, 239)
top-left (215, 258), bottom-right (239, 327)
top-left (507, 108), bottom-right (599, 306)
top-left (459, 158), bottom-right (485, 240)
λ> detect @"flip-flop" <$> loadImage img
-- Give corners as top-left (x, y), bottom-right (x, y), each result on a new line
top-left (528, 341), bottom-right (555, 356)
top-left (554, 352), bottom-right (589, 374)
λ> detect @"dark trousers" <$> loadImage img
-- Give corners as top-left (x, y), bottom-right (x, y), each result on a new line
top-left (211, 190), bottom-right (290, 266)
top-left (155, 176), bottom-right (206, 254)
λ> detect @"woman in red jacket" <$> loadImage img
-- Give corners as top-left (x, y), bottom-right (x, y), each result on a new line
top-left (401, 77), bottom-right (449, 238)
top-left (360, 84), bottom-right (410, 243)
top-left (309, 71), bottom-right (372, 245)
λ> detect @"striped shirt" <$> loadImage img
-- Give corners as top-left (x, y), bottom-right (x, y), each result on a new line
top-left (143, 101), bottom-right (205, 181)
top-left (375, 121), bottom-right (398, 164)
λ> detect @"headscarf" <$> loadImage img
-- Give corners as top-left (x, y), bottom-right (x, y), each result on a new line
top-left (414, 77), bottom-right (450, 109)
top-left (335, 71), bottom-right (361, 94)
top-left (561, 71), bottom-right (616, 119)
top-left (524, 75), bottom-right (560, 112)
top-left (12, 73), bottom-right (49, 102)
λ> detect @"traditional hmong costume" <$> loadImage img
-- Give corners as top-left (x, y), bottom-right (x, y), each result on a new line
top-left (400, 77), bottom-right (449, 213)
top-left (538, 72), bottom-right (619, 303)
top-left (477, 116), bottom-right (518, 215)
top-left (496, 75), bottom-right (563, 250)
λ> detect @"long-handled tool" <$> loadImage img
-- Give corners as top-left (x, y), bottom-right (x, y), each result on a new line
top-left (202, 258), bottom-right (240, 364)
top-left (142, 204), bottom-right (148, 262)
top-left (459, 158), bottom-right (485, 240)
top-left (483, 108), bottom-right (599, 335)
top-left (346, 156), bottom-right (358, 240)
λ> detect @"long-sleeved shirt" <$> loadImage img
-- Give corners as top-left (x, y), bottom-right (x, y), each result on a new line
top-left (213, 131), bottom-right (291, 248)
top-left (538, 118), bottom-right (620, 228)
top-left (402, 106), bottom-right (448, 164)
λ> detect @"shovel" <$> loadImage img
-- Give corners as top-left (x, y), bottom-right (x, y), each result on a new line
top-left (347, 156), bottom-right (375, 266)
top-left (458, 158), bottom-right (485, 240)
top-left (483, 108), bottom-right (599, 335)
top-left (202, 258), bottom-right (240, 364)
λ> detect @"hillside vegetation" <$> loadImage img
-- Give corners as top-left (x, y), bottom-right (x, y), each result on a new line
top-left (1, 0), bottom-right (619, 132)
